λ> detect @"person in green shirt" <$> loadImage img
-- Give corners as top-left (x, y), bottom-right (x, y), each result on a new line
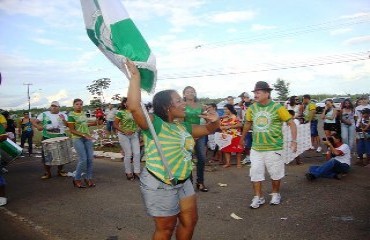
top-left (126, 60), bottom-right (220, 240)
top-left (240, 81), bottom-right (297, 209)
top-left (33, 101), bottom-right (69, 179)
top-left (302, 94), bottom-right (321, 152)
top-left (113, 97), bottom-right (141, 180)
top-left (67, 99), bottom-right (97, 188)
top-left (183, 86), bottom-right (208, 192)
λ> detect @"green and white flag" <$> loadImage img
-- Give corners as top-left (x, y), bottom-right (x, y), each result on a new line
top-left (80, 0), bottom-right (157, 93)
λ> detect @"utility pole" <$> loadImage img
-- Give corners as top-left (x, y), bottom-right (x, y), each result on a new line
top-left (23, 83), bottom-right (33, 115)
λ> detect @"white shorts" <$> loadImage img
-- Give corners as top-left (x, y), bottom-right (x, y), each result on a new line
top-left (249, 149), bottom-right (285, 181)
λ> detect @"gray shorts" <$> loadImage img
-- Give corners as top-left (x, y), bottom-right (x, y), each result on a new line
top-left (140, 168), bottom-right (195, 217)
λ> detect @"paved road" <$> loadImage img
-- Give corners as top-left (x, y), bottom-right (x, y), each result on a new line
top-left (1, 145), bottom-right (369, 240)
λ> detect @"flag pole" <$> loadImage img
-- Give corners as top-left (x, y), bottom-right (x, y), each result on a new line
top-left (140, 102), bottom-right (177, 185)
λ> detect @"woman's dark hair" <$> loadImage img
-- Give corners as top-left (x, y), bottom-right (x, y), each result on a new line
top-left (183, 86), bottom-right (197, 102)
top-left (224, 104), bottom-right (237, 116)
top-left (331, 132), bottom-right (342, 141)
top-left (325, 99), bottom-right (333, 105)
top-left (153, 90), bottom-right (176, 122)
top-left (288, 110), bottom-right (295, 117)
top-left (207, 103), bottom-right (217, 109)
top-left (73, 98), bottom-right (83, 105)
top-left (120, 97), bottom-right (128, 110)
top-left (341, 99), bottom-right (353, 110)
top-left (2, 111), bottom-right (9, 118)
top-left (289, 96), bottom-right (297, 106)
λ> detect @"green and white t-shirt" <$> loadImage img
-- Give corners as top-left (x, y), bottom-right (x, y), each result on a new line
top-left (67, 112), bottom-right (90, 138)
top-left (246, 101), bottom-right (292, 151)
top-left (115, 110), bottom-right (138, 132)
top-left (143, 115), bottom-right (194, 184)
top-left (37, 111), bottom-right (67, 139)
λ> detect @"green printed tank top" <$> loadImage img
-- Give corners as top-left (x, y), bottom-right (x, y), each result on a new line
top-left (143, 115), bottom-right (194, 184)
top-left (67, 111), bottom-right (90, 138)
top-left (115, 110), bottom-right (138, 132)
top-left (184, 105), bottom-right (202, 125)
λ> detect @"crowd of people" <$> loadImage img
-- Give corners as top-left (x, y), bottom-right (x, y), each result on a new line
top-left (0, 67), bottom-right (369, 238)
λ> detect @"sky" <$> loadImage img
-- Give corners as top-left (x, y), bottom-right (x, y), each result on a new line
top-left (0, 0), bottom-right (369, 110)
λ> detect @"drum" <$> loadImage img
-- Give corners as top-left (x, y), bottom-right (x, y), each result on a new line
top-left (42, 137), bottom-right (75, 166)
top-left (0, 139), bottom-right (23, 167)
top-left (0, 139), bottom-right (22, 158)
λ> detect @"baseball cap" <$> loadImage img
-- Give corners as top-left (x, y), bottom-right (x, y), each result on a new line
top-left (51, 101), bottom-right (60, 107)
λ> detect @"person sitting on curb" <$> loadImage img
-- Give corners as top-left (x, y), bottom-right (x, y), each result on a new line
top-left (305, 133), bottom-right (351, 181)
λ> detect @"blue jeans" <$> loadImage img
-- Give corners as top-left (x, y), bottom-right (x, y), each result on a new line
top-left (244, 132), bottom-right (252, 149)
top-left (309, 159), bottom-right (350, 178)
top-left (357, 138), bottom-right (370, 155)
top-left (20, 131), bottom-right (33, 154)
top-left (106, 121), bottom-right (114, 132)
top-left (341, 123), bottom-right (355, 151)
top-left (310, 120), bottom-right (318, 137)
top-left (195, 136), bottom-right (207, 184)
top-left (73, 138), bottom-right (94, 180)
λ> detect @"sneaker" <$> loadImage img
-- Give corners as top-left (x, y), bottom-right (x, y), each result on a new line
top-left (1, 167), bottom-right (8, 174)
top-left (316, 146), bottom-right (322, 152)
top-left (57, 171), bottom-right (68, 177)
top-left (0, 197), bottom-right (7, 206)
top-left (250, 196), bottom-right (265, 209)
top-left (310, 146), bottom-right (315, 150)
top-left (269, 193), bottom-right (281, 205)
top-left (241, 156), bottom-right (251, 165)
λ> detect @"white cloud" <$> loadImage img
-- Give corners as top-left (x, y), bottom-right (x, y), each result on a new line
top-left (0, 0), bottom-right (82, 28)
top-left (251, 24), bottom-right (276, 31)
top-left (32, 37), bottom-right (59, 46)
top-left (226, 28), bottom-right (238, 33)
top-left (343, 35), bottom-right (370, 45)
top-left (330, 28), bottom-right (352, 35)
top-left (340, 12), bottom-right (370, 19)
top-left (207, 10), bottom-right (257, 23)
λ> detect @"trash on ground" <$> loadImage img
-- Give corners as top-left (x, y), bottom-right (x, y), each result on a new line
top-left (230, 213), bottom-right (243, 220)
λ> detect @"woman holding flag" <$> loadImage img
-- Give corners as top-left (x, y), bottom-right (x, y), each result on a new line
top-left (126, 60), bottom-right (219, 240)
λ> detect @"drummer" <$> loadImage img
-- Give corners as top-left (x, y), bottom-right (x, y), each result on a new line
top-left (0, 114), bottom-right (8, 206)
top-left (33, 101), bottom-right (69, 179)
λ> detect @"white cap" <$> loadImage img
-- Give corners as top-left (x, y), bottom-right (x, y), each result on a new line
top-left (50, 101), bottom-right (60, 107)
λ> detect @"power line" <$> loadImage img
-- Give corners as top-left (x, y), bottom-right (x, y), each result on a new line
top-left (170, 14), bottom-right (370, 53)
top-left (158, 51), bottom-right (370, 80)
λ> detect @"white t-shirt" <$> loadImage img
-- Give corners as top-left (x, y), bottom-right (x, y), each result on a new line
top-left (105, 108), bottom-right (117, 121)
top-left (37, 111), bottom-right (67, 134)
top-left (334, 143), bottom-right (351, 166)
top-left (286, 104), bottom-right (301, 118)
top-left (354, 104), bottom-right (370, 119)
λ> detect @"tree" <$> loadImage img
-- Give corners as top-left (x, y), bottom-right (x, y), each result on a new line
top-left (273, 78), bottom-right (290, 100)
top-left (87, 78), bottom-right (111, 104)
top-left (111, 94), bottom-right (122, 102)
top-left (90, 97), bottom-right (102, 108)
